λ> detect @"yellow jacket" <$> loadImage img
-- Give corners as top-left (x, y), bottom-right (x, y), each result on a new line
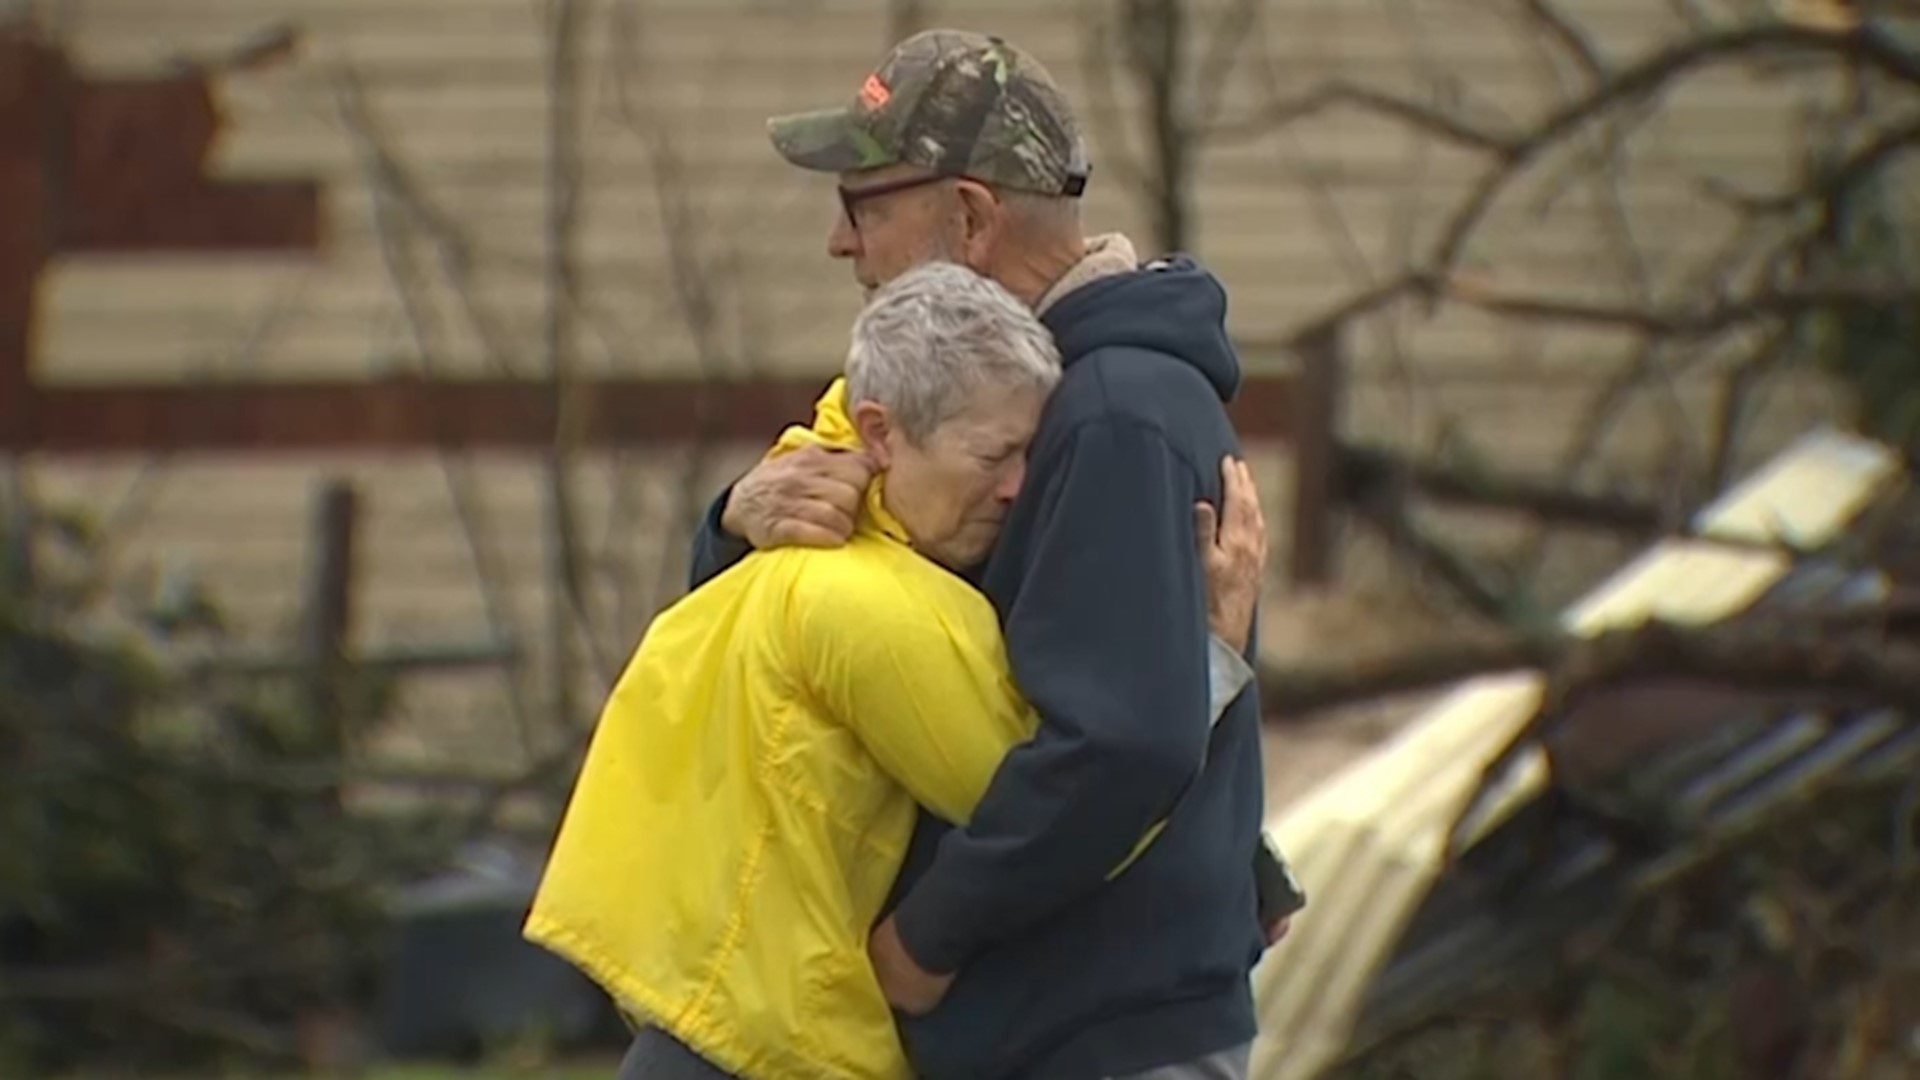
top-left (524, 379), bottom-right (1038, 1080)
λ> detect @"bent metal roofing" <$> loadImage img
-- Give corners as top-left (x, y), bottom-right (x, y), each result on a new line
top-left (1248, 428), bottom-right (1905, 1080)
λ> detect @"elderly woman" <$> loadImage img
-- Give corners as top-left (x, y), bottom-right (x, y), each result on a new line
top-left (525, 263), bottom-right (1264, 1080)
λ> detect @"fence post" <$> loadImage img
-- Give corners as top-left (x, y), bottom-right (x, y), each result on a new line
top-left (301, 479), bottom-right (358, 778)
top-left (1289, 324), bottom-right (1346, 586)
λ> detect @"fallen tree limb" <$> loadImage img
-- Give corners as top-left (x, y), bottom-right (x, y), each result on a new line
top-left (1260, 608), bottom-right (1920, 725)
top-left (1339, 442), bottom-right (1671, 534)
top-left (1258, 634), bottom-right (1553, 718)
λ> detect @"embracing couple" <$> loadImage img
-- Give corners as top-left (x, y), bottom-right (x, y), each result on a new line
top-left (527, 28), bottom-right (1302, 1080)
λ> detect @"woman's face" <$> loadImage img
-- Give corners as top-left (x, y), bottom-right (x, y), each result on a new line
top-left (855, 383), bottom-right (1047, 569)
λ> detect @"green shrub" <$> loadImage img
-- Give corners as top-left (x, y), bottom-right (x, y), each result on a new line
top-left (0, 504), bottom-right (410, 1076)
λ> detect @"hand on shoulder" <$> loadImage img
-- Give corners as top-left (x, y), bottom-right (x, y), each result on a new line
top-left (722, 444), bottom-right (875, 549)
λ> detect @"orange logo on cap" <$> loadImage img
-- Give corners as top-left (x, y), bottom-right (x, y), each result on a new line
top-left (859, 73), bottom-right (892, 111)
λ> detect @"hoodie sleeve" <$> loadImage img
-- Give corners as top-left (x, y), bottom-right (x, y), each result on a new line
top-left (890, 418), bottom-right (1215, 974)
top-left (688, 483), bottom-right (754, 591)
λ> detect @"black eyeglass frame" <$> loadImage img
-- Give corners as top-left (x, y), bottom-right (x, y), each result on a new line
top-left (837, 172), bottom-right (986, 229)
top-left (836, 169), bottom-right (1090, 229)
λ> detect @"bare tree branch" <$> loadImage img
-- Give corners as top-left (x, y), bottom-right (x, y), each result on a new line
top-left (1209, 78), bottom-right (1519, 154)
top-left (608, 0), bottom-right (772, 628)
top-left (1429, 24), bottom-right (1920, 276)
top-left (1078, 1), bottom-right (1156, 220)
top-left (1664, 0), bottom-right (1718, 34)
top-left (1544, 216), bottom-right (1794, 501)
top-left (1445, 277), bottom-right (1920, 339)
top-left (541, 0), bottom-right (590, 732)
top-left (1351, 487), bottom-right (1524, 625)
top-left (1706, 325), bottom-right (1797, 491)
top-left (1264, 609), bottom-right (1920, 739)
top-left (1189, 0), bottom-right (1263, 132)
top-left (1115, 0), bottom-right (1195, 251)
top-left (1339, 442), bottom-right (1668, 534)
top-left (330, 64), bottom-right (542, 753)
top-left (1724, 112), bottom-right (1920, 214)
top-left (1271, 266), bottom-right (1920, 349)
top-left (1517, 0), bottom-right (1608, 83)
top-left (1260, 634), bottom-right (1549, 718)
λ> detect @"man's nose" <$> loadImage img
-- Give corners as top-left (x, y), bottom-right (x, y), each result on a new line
top-left (995, 460), bottom-right (1027, 502)
top-left (828, 212), bottom-right (859, 258)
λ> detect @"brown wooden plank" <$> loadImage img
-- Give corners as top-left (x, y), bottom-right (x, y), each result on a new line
top-left (0, 29), bottom-right (52, 439)
top-left (59, 180), bottom-right (323, 253)
top-left (0, 25), bottom-right (322, 393)
top-left (8, 375), bottom-right (1300, 452)
top-left (62, 69), bottom-right (322, 252)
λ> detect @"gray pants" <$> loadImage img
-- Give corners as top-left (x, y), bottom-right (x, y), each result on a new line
top-left (615, 1026), bottom-right (736, 1080)
top-left (1110, 1042), bottom-right (1253, 1080)
top-left (616, 1025), bottom-right (1251, 1080)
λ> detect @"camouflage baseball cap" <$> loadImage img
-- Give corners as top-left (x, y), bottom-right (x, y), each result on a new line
top-left (767, 29), bottom-right (1090, 197)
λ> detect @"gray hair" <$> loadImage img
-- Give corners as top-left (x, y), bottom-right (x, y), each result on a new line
top-left (846, 262), bottom-right (1062, 443)
top-left (997, 189), bottom-right (1082, 234)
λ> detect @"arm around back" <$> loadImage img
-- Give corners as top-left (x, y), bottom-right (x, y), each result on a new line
top-left (688, 485), bottom-right (753, 591)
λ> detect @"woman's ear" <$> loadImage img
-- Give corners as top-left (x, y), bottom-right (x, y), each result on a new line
top-left (851, 400), bottom-right (895, 470)
top-left (954, 181), bottom-right (1003, 270)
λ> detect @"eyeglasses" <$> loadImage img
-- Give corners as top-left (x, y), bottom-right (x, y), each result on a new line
top-left (838, 172), bottom-right (991, 229)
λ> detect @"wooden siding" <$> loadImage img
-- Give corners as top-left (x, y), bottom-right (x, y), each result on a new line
top-left (24, 1), bottom-right (1855, 758)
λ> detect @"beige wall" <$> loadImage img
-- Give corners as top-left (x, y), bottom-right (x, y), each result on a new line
top-left (27, 0), bottom-right (1856, 769)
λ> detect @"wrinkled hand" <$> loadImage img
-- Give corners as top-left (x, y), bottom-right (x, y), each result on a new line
top-left (1194, 457), bottom-right (1268, 652)
top-left (721, 444), bottom-right (876, 550)
top-left (869, 915), bottom-right (955, 1017)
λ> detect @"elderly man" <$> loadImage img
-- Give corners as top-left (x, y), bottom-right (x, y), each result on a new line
top-left (687, 28), bottom-right (1296, 1080)
top-left (527, 263), bottom-right (1268, 1080)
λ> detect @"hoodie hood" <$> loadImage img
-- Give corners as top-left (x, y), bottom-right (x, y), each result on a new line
top-left (1041, 253), bottom-right (1242, 403)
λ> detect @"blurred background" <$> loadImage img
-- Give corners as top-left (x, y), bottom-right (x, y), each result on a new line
top-left (5, 0), bottom-right (1920, 1077)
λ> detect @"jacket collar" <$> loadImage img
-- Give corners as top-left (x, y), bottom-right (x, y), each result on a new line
top-left (768, 377), bottom-right (912, 545)
top-left (1034, 232), bottom-right (1140, 316)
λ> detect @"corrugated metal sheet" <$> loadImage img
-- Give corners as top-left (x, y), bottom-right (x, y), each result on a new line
top-left (1353, 559), bottom-right (1915, 1046)
top-left (1248, 428), bottom-right (1903, 1080)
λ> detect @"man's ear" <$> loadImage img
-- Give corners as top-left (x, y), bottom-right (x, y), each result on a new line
top-left (851, 400), bottom-right (895, 470)
top-left (954, 181), bottom-right (1004, 270)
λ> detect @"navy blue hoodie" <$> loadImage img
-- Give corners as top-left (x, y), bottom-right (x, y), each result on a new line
top-left (689, 255), bottom-right (1267, 1079)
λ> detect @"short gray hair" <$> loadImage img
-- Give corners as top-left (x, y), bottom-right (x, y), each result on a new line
top-left (997, 189), bottom-right (1082, 234)
top-left (846, 262), bottom-right (1062, 443)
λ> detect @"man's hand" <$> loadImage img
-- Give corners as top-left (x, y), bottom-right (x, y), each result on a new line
top-left (720, 444), bottom-right (876, 550)
top-left (1266, 915), bottom-right (1293, 947)
top-left (1194, 456), bottom-right (1268, 652)
top-left (869, 915), bottom-right (955, 1017)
